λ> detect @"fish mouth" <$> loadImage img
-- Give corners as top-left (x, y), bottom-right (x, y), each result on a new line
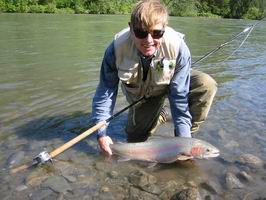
top-left (205, 150), bottom-right (220, 158)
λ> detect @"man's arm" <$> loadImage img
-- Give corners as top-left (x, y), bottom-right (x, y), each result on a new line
top-left (168, 39), bottom-right (192, 138)
top-left (91, 41), bottom-right (119, 138)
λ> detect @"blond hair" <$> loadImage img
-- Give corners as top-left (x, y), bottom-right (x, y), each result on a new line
top-left (130, 0), bottom-right (168, 30)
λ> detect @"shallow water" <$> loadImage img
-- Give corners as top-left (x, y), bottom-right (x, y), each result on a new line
top-left (0, 14), bottom-right (266, 199)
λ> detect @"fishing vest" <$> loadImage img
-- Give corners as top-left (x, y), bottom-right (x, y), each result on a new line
top-left (114, 26), bottom-right (184, 103)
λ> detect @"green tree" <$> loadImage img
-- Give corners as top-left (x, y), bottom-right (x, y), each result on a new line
top-left (0, 0), bottom-right (264, 19)
top-left (229, 0), bottom-right (253, 18)
top-left (164, 0), bottom-right (198, 16)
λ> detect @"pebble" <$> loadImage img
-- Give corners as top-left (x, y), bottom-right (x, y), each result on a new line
top-left (171, 187), bottom-right (201, 200)
top-left (15, 184), bottom-right (28, 192)
top-left (100, 186), bottom-right (110, 193)
top-left (108, 170), bottom-right (119, 178)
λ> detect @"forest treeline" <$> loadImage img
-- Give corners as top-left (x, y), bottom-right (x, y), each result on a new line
top-left (0, 0), bottom-right (265, 20)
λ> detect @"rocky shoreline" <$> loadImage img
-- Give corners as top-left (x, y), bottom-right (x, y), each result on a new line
top-left (2, 147), bottom-right (265, 200)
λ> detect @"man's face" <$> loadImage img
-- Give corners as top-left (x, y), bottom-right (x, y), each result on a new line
top-left (130, 23), bottom-right (165, 57)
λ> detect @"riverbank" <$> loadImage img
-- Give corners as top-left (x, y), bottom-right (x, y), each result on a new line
top-left (0, 0), bottom-right (264, 20)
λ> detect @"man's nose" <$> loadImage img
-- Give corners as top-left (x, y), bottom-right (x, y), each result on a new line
top-left (145, 33), bottom-right (153, 41)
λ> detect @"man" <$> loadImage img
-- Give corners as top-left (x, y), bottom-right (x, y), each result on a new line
top-left (91, 0), bottom-right (217, 155)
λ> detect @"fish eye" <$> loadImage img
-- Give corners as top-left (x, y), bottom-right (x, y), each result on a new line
top-left (206, 149), bottom-right (210, 152)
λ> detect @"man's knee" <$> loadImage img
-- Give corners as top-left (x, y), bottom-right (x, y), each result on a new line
top-left (190, 70), bottom-right (217, 103)
top-left (202, 73), bottom-right (217, 95)
top-left (194, 72), bottom-right (217, 95)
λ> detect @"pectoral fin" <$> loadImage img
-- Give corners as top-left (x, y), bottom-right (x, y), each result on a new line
top-left (176, 154), bottom-right (193, 161)
top-left (117, 157), bottom-right (131, 162)
top-left (147, 162), bottom-right (157, 168)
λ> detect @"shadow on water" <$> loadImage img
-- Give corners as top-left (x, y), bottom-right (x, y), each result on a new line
top-left (13, 111), bottom-right (129, 156)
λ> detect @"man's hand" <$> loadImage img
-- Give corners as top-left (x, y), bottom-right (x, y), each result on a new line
top-left (98, 136), bottom-right (113, 156)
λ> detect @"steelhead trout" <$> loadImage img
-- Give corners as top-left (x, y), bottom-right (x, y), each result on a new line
top-left (110, 137), bottom-right (219, 163)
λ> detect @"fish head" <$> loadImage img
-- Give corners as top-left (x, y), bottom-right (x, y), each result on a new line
top-left (190, 139), bottom-right (220, 159)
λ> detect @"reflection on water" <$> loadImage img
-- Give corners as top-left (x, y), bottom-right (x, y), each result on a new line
top-left (0, 14), bottom-right (266, 199)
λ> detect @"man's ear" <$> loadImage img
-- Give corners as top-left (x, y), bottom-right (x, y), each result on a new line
top-left (128, 22), bottom-right (131, 29)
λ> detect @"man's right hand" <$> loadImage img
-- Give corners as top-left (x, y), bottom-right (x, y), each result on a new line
top-left (98, 136), bottom-right (113, 156)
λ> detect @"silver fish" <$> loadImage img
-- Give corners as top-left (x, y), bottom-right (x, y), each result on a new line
top-left (110, 137), bottom-right (219, 163)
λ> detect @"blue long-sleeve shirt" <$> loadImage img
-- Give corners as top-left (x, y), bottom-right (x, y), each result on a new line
top-left (91, 38), bottom-right (192, 138)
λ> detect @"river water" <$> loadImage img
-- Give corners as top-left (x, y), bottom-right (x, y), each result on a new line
top-left (0, 14), bottom-right (266, 199)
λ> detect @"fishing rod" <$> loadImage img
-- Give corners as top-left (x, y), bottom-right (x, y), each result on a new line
top-left (10, 17), bottom-right (265, 174)
top-left (192, 16), bottom-right (266, 66)
top-left (10, 96), bottom-right (145, 174)
top-left (224, 16), bottom-right (266, 61)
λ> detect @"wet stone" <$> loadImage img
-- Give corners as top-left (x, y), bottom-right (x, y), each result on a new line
top-left (6, 151), bottom-right (25, 168)
top-left (62, 175), bottom-right (77, 183)
top-left (71, 182), bottom-right (99, 199)
top-left (128, 170), bottom-right (157, 187)
top-left (15, 184), bottom-right (28, 192)
top-left (128, 186), bottom-right (141, 200)
top-left (217, 128), bottom-right (226, 140)
top-left (127, 185), bottom-right (158, 200)
top-left (237, 171), bottom-right (253, 182)
top-left (237, 153), bottom-right (264, 169)
top-left (41, 176), bottom-right (72, 194)
top-left (261, 173), bottom-right (266, 182)
top-left (204, 195), bottom-right (212, 200)
top-left (94, 161), bottom-right (108, 171)
top-left (171, 187), bottom-right (201, 200)
top-left (128, 170), bottom-right (161, 196)
top-left (224, 140), bottom-right (239, 149)
top-left (225, 172), bottom-right (245, 190)
top-left (25, 168), bottom-right (50, 187)
top-left (98, 193), bottom-right (116, 200)
top-left (159, 180), bottom-right (183, 200)
top-left (200, 180), bottom-right (222, 195)
top-left (145, 184), bottom-right (162, 195)
top-left (100, 186), bottom-right (110, 193)
top-left (29, 188), bottom-right (54, 200)
top-left (107, 170), bottom-right (119, 178)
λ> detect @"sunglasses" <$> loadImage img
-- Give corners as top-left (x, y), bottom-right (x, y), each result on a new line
top-left (133, 28), bottom-right (165, 39)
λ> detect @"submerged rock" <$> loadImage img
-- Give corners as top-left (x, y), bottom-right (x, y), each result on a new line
top-left (127, 185), bottom-right (158, 200)
top-left (159, 180), bottom-right (184, 200)
top-left (225, 172), bottom-right (245, 190)
top-left (29, 188), bottom-right (55, 200)
top-left (128, 170), bottom-right (161, 195)
top-left (41, 176), bottom-right (72, 194)
top-left (237, 171), bottom-right (253, 182)
top-left (200, 180), bottom-right (222, 195)
top-left (128, 170), bottom-right (157, 187)
top-left (25, 168), bottom-right (50, 187)
top-left (15, 184), bottom-right (28, 192)
top-left (6, 151), bottom-right (25, 168)
top-left (237, 153), bottom-right (263, 169)
top-left (224, 140), bottom-right (239, 149)
top-left (171, 187), bottom-right (201, 200)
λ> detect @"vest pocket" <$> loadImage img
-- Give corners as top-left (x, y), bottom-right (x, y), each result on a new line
top-left (118, 65), bottom-right (139, 84)
top-left (150, 65), bottom-right (174, 85)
